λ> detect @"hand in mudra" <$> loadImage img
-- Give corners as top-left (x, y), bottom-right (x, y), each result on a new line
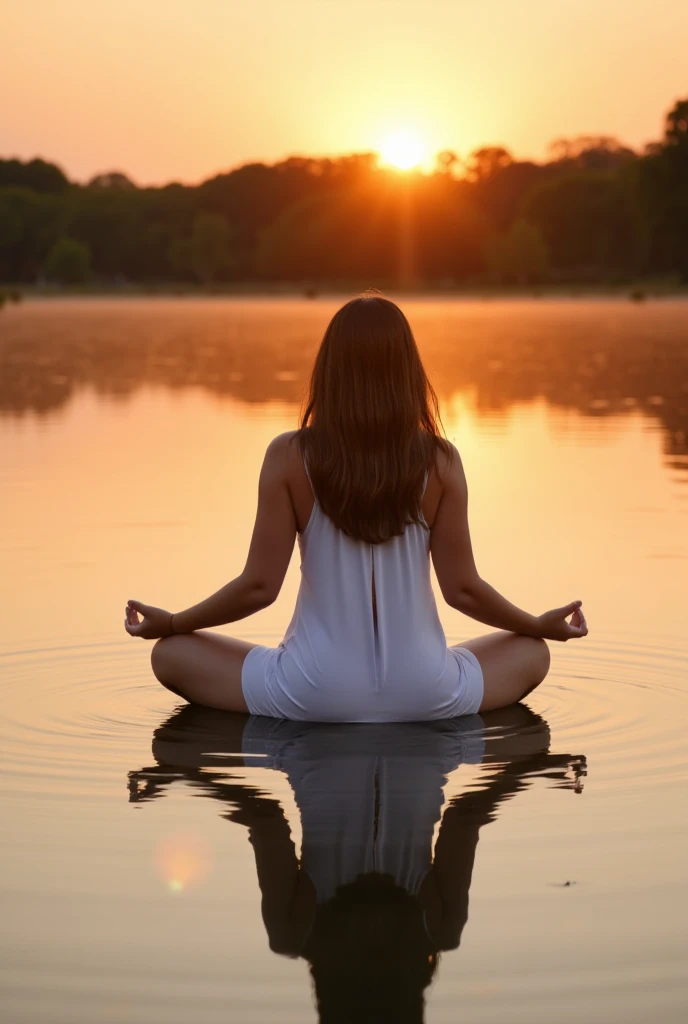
top-left (537, 601), bottom-right (588, 641)
top-left (124, 600), bottom-right (175, 640)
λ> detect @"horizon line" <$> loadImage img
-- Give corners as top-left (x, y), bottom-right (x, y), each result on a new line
top-left (1, 128), bottom-right (660, 191)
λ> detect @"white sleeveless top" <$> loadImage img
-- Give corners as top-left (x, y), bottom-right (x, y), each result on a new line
top-left (241, 466), bottom-right (484, 722)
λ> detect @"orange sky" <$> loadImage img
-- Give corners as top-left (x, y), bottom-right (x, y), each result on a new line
top-left (2, 0), bottom-right (687, 185)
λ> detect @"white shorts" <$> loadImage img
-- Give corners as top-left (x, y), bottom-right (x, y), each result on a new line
top-left (241, 644), bottom-right (484, 723)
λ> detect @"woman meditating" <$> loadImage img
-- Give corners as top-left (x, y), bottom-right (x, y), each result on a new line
top-left (124, 292), bottom-right (587, 720)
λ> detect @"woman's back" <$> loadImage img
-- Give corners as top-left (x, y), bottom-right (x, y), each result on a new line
top-left (283, 469), bottom-right (447, 700)
top-left (241, 443), bottom-right (484, 722)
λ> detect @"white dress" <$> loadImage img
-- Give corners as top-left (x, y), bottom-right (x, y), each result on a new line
top-left (241, 468), bottom-right (484, 722)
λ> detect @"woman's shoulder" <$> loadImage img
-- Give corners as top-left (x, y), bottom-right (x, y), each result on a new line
top-left (264, 431), bottom-right (313, 528)
top-left (432, 439), bottom-right (462, 481)
top-left (423, 442), bottom-right (464, 525)
top-left (432, 442), bottom-right (468, 505)
top-left (264, 431), bottom-right (307, 478)
top-left (266, 429), bottom-right (300, 456)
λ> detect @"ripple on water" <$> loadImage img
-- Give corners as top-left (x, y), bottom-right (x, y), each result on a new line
top-left (533, 634), bottom-right (688, 791)
top-left (1, 632), bottom-right (687, 798)
top-left (0, 642), bottom-right (167, 797)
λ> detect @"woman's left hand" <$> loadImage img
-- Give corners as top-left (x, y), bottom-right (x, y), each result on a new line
top-left (536, 601), bottom-right (588, 641)
top-left (124, 600), bottom-right (175, 640)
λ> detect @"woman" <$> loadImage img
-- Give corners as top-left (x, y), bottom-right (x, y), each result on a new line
top-left (124, 292), bottom-right (587, 719)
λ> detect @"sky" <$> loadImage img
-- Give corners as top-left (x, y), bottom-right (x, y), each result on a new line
top-left (2, 0), bottom-right (687, 185)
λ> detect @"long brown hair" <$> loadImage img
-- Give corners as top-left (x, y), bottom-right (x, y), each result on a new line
top-left (298, 292), bottom-right (449, 544)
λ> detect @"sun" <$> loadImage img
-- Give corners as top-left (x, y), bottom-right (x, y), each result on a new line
top-left (379, 130), bottom-right (426, 170)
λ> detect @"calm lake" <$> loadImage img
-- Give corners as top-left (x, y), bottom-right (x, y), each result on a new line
top-left (1, 297), bottom-right (687, 1023)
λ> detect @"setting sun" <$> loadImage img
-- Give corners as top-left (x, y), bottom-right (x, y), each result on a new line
top-left (379, 130), bottom-right (426, 170)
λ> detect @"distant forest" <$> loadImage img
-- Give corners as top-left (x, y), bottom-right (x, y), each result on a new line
top-left (1, 97), bottom-right (687, 289)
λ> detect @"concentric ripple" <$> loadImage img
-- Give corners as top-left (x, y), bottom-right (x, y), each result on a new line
top-left (0, 641), bottom-right (171, 797)
top-left (530, 633), bottom-right (688, 791)
top-left (1, 630), bottom-right (686, 799)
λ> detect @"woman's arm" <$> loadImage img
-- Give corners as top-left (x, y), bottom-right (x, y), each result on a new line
top-left (125, 434), bottom-right (298, 639)
top-left (430, 445), bottom-right (587, 642)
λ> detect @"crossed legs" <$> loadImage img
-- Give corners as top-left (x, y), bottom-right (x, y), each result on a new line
top-left (150, 631), bottom-right (255, 713)
top-left (150, 629), bottom-right (551, 716)
top-left (456, 632), bottom-right (551, 712)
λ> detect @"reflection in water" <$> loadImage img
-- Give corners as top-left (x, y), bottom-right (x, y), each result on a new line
top-left (1, 298), bottom-right (687, 470)
top-left (129, 704), bottom-right (585, 1023)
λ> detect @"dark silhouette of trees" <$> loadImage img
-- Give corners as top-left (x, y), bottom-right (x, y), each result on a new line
top-left (486, 220), bottom-right (549, 284)
top-left (525, 171), bottom-right (636, 278)
top-left (465, 146), bottom-right (513, 182)
top-left (0, 157), bottom-right (70, 193)
top-left (1, 96), bottom-right (687, 287)
top-left (43, 236), bottom-right (91, 283)
top-left (0, 187), bottom-right (64, 281)
top-left (190, 212), bottom-right (233, 283)
top-left (665, 100), bottom-right (688, 145)
top-left (547, 136), bottom-right (636, 171)
top-left (470, 160), bottom-right (545, 233)
top-left (631, 98), bottom-right (688, 280)
top-left (87, 171), bottom-right (137, 190)
top-left (434, 150), bottom-right (460, 176)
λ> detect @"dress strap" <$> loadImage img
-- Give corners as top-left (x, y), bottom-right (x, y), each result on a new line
top-left (418, 464), bottom-right (431, 530)
top-left (300, 453), bottom-right (319, 535)
top-left (303, 452), bottom-right (314, 488)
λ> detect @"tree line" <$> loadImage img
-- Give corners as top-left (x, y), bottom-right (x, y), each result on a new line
top-left (1, 97), bottom-right (687, 288)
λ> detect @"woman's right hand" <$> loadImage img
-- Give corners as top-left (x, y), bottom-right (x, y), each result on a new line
top-left (536, 601), bottom-right (588, 641)
top-left (124, 600), bottom-right (175, 640)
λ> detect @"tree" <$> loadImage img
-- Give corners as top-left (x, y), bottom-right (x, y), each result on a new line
top-left (254, 196), bottom-right (326, 280)
top-left (44, 236), bottom-right (91, 284)
top-left (485, 220), bottom-right (549, 284)
top-left (87, 171), bottom-right (137, 190)
top-left (1, 95), bottom-right (688, 285)
top-left (190, 212), bottom-right (232, 283)
top-left (548, 136), bottom-right (636, 171)
top-left (632, 97), bottom-right (688, 280)
top-left (67, 188), bottom-right (141, 279)
top-left (465, 146), bottom-right (513, 182)
top-left (525, 172), bottom-right (635, 276)
top-left (0, 157), bottom-right (70, 193)
top-left (0, 187), bottom-right (64, 281)
top-left (414, 175), bottom-right (490, 281)
top-left (434, 150), bottom-right (460, 177)
top-left (470, 160), bottom-right (545, 232)
top-left (665, 99), bottom-right (688, 146)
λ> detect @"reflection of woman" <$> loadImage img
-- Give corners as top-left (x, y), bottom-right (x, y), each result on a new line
top-left (130, 704), bottom-right (585, 1023)
top-left (124, 291), bottom-right (587, 719)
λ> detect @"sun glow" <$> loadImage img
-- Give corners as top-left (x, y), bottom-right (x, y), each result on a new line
top-left (379, 130), bottom-right (426, 170)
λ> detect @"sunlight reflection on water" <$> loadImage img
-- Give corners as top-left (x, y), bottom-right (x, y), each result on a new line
top-left (1, 298), bottom-right (687, 1023)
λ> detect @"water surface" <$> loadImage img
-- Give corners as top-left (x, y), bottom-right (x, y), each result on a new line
top-left (1, 298), bottom-right (687, 1022)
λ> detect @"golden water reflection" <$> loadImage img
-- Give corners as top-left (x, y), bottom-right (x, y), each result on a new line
top-left (2, 298), bottom-right (687, 472)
